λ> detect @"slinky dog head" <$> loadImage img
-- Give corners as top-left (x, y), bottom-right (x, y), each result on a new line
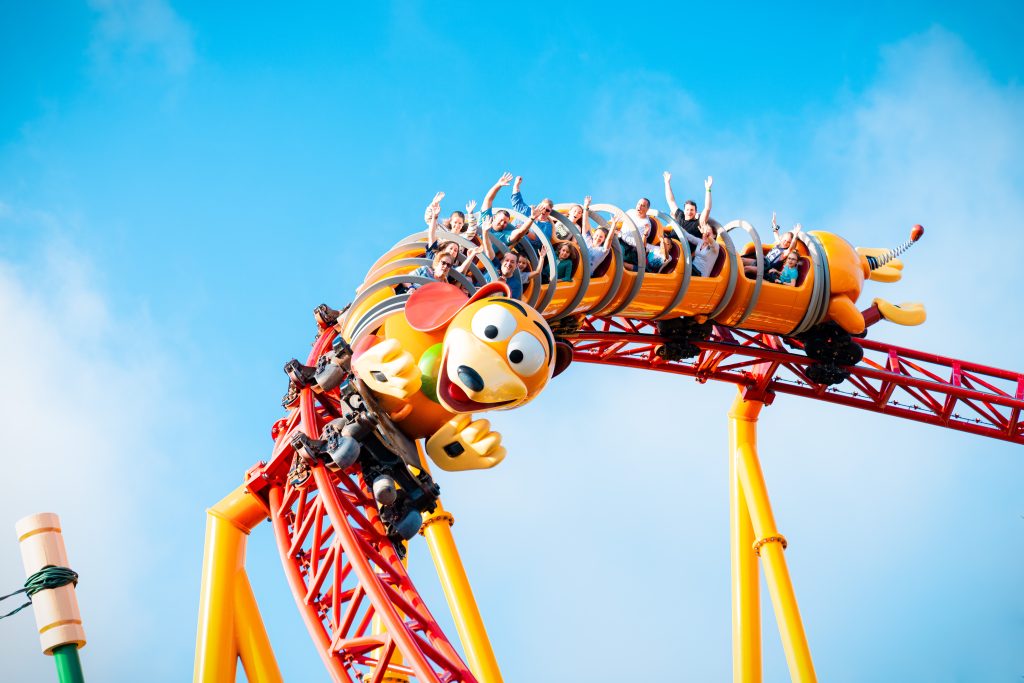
top-left (405, 282), bottom-right (571, 413)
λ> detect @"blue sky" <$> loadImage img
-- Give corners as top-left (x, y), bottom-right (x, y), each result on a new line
top-left (2, 2), bottom-right (1023, 681)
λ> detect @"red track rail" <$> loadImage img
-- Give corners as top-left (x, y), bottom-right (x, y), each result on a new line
top-left (569, 316), bottom-right (1024, 445)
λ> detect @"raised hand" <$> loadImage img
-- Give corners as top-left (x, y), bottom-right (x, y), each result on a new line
top-left (431, 191), bottom-right (445, 206)
top-left (512, 175), bottom-right (523, 193)
top-left (663, 171), bottom-right (672, 183)
top-left (704, 176), bottom-right (713, 191)
top-left (771, 211), bottom-right (778, 229)
top-left (794, 223), bottom-right (803, 233)
top-left (497, 172), bottom-right (513, 187)
top-left (481, 215), bottom-right (493, 231)
top-left (583, 195), bottom-right (592, 209)
top-left (466, 199), bottom-right (476, 213)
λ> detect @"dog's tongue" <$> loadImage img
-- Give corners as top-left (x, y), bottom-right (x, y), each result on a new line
top-left (446, 380), bottom-right (470, 404)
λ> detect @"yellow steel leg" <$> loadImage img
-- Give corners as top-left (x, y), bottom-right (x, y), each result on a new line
top-left (420, 504), bottom-right (503, 683)
top-left (730, 423), bottom-right (761, 683)
top-left (235, 568), bottom-right (283, 683)
top-left (413, 444), bottom-right (503, 682)
top-left (729, 393), bottom-right (817, 683)
top-left (194, 484), bottom-right (273, 683)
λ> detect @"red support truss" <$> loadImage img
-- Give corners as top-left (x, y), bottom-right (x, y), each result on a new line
top-left (568, 316), bottom-right (1024, 445)
top-left (245, 330), bottom-right (478, 683)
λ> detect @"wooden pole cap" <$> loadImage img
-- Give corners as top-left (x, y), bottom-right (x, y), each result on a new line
top-left (15, 512), bottom-right (86, 655)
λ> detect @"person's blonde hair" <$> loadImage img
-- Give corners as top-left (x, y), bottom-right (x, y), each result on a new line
top-left (433, 251), bottom-right (456, 267)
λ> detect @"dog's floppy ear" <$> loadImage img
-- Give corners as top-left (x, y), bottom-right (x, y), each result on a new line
top-left (406, 281), bottom-right (511, 332)
top-left (406, 283), bottom-right (469, 332)
top-left (552, 340), bottom-right (573, 377)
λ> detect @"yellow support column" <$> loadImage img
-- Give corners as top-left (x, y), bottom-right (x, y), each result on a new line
top-left (729, 425), bottom-right (761, 683)
top-left (414, 444), bottom-right (503, 683)
top-left (729, 393), bottom-right (817, 683)
top-left (234, 568), bottom-right (283, 683)
top-left (194, 484), bottom-right (278, 683)
top-left (420, 504), bottom-right (503, 683)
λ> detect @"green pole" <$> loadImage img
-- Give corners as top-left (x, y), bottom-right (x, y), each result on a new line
top-left (52, 644), bottom-right (85, 683)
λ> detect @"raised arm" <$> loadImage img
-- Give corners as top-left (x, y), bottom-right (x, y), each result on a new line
top-left (699, 216), bottom-right (720, 251)
top-left (426, 191), bottom-right (444, 245)
top-left (528, 250), bottom-right (545, 278)
top-left (581, 195), bottom-right (593, 238)
top-left (510, 175), bottom-right (531, 215)
top-left (663, 171), bottom-right (680, 216)
top-left (783, 224), bottom-right (803, 259)
top-left (464, 199), bottom-right (478, 239)
top-left (700, 175), bottom-right (713, 223)
top-left (507, 211), bottom-right (537, 247)
top-left (482, 172), bottom-right (513, 211)
top-left (771, 211), bottom-right (780, 242)
top-left (480, 215), bottom-right (497, 260)
top-left (680, 226), bottom-right (701, 247)
top-left (456, 246), bottom-right (483, 275)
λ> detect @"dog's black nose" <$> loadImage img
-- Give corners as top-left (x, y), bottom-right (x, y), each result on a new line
top-left (456, 365), bottom-right (485, 392)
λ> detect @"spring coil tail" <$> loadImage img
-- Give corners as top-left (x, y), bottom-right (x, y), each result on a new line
top-left (867, 224), bottom-right (924, 270)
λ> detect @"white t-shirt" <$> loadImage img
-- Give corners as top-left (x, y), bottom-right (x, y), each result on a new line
top-left (621, 209), bottom-right (652, 248)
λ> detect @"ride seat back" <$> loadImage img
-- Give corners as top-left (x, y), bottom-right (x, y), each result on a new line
top-left (562, 241), bottom-right (581, 277)
top-left (659, 238), bottom-right (681, 274)
top-left (795, 257), bottom-right (810, 286)
top-left (708, 245), bottom-right (727, 277)
top-left (648, 216), bottom-right (661, 245)
top-left (592, 247), bottom-right (613, 277)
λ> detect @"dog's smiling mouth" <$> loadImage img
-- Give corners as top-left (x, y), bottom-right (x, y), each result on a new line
top-left (436, 356), bottom-right (515, 413)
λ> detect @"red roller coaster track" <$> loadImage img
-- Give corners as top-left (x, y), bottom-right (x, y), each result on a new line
top-left (568, 316), bottom-right (1024, 445)
top-left (243, 316), bottom-right (1023, 681)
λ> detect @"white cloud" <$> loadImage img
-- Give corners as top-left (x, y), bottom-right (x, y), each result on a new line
top-left (0, 210), bottom-right (197, 681)
top-left (811, 27), bottom-right (1024, 364)
top-left (88, 0), bottom-right (196, 77)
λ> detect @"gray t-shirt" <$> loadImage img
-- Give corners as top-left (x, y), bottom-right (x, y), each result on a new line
top-left (682, 231), bottom-right (720, 277)
top-left (583, 231), bottom-right (610, 271)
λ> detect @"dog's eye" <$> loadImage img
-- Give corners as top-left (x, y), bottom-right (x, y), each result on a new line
top-left (471, 304), bottom-right (516, 342)
top-left (506, 332), bottom-right (545, 376)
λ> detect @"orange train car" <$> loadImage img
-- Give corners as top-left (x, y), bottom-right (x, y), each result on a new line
top-left (343, 204), bottom-right (923, 363)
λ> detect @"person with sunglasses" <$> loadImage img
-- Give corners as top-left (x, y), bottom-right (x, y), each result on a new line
top-left (403, 251), bottom-right (477, 292)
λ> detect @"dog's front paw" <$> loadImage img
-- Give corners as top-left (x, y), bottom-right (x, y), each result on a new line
top-left (426, 415), bottom-right (506, 472)
top-left (352, 338), bottom-right (422, 400)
